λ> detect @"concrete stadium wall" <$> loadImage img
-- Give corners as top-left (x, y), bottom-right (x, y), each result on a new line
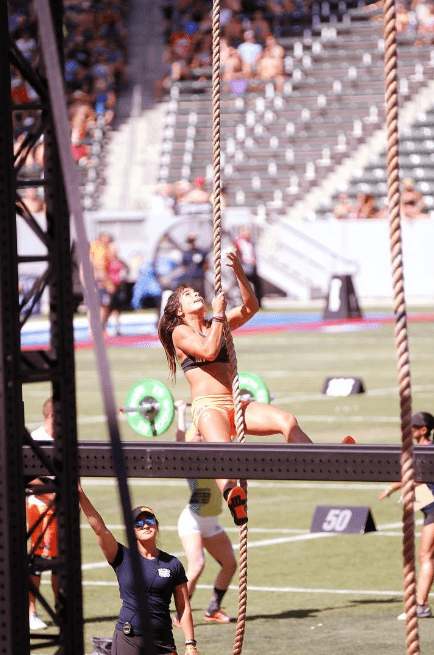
top-left (292, 217), bottom-right (434, 302)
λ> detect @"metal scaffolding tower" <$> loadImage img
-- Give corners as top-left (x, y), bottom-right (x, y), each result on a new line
top-left (1, 1), bottom-right (83, 653)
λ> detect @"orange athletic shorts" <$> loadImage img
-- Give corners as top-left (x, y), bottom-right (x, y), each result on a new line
top-left (27, 501), bottom-right (58, 558)
top-left (191, 394), bottom-right (250, 437)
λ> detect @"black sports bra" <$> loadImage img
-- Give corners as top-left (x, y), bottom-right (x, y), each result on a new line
top-left (180, 335), bottom-right (229, 373)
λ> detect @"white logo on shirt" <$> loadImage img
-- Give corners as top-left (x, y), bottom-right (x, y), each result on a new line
top-left (158, 568), bottom-right (170, 578)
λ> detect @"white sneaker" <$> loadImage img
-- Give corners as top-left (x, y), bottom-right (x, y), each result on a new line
top-left (29, 612), bottom-right (47, 630)
top-left (397, 604), bottom-right (433, 620)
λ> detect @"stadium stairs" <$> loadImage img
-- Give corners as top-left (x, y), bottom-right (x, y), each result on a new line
top-left (154, 6), bottom-right (434, 299)
top-left (97, 0), bottom-right (167, 212)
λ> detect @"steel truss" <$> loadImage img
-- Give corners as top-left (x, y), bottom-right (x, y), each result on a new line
top-left (23, 442), bottom-right (434, 482)
top-left (1, 2), bottom-right (83, 654)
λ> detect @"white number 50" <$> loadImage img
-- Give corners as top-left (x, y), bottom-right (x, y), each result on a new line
top-left (322, 508), bottom-right (352, 532)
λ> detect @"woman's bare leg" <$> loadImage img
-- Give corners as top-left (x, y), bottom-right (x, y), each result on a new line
top-left (204, 531), bottom-right (237, 591)
top-left (243, 401), bottom-right (312, 443)
top-left (180, 532), bottom-right (205, 599)
top-left (417, 522), bottom-right (434, 606)
top-left (197, 408), bottom-right (247, 525)
top-left (197, 408), bottom-right (237, 495)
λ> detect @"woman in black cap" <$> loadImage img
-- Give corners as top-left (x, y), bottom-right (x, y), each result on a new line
top-left (78, 484), bottom-right (197, 655)
top-left (379, 411), bottom-right (434, 620)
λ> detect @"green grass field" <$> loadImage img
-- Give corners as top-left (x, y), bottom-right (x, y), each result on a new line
top-left (24, 308), bottom-right (434, 654)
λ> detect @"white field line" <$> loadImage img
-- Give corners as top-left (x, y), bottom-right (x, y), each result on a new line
top-left (278, 384), bottom-right (434, 406)
top-left (45, 579), bottom-right (421, 598)
top-left (79, 520), bottom-right (423, 573)
top-left (26, 384), bottom-right (434, 429)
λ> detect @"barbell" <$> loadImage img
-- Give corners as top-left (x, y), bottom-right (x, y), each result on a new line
top-left (121, 372), bottom-right (271, 437)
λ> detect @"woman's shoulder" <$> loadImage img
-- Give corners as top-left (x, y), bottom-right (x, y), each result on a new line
top-left (172, 323), bottom-right (195, 342)
top-left (158, 550), bottom-right (184, 569)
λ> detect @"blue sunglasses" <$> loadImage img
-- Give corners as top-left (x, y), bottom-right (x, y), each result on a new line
top-left (135, 517), bottom-right (156, 528)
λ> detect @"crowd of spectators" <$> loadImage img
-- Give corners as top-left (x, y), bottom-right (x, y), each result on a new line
top-left (156, 0), bottom-right (313, 97)
top-left (9, 0), bottom-right (130, 203)
top-left (154, 176), bottom-right (213, 212)
top-left (333, 179), bottom-right (429, 220)
top-left (367, 0), bottom-right (434, 43)
top-left (156, 0), bottom-right (434, 97)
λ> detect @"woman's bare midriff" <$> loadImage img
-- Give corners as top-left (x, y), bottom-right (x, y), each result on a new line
top-left (184, 363), bottom-right (233, 399)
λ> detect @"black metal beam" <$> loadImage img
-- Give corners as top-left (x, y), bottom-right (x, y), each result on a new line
top-left (2, 0), bottom-right (84, 652)
top-left (23, 442), bottom-right (434, 482)
top-left (0, 2), bottom-right (29, 652)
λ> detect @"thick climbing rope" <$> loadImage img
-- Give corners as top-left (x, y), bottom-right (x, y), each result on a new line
top-left (211, 1), bottom-right (247, 653)
top-left (383, 2), bottom-right (420, 653)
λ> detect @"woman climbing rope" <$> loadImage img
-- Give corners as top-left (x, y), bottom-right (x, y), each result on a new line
top-left (158, 250), bottom-right (313, 527)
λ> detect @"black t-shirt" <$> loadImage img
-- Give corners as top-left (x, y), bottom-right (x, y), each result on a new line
top-left (182, 248), bottom-right (207, 278)
top-left (111, 544), bottom-right (187, 645)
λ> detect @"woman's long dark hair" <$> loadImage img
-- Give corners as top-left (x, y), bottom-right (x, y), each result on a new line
top-left (158, 285), bottom-right (211, 380)
top-left (158, 285), bottom-right (188, 380)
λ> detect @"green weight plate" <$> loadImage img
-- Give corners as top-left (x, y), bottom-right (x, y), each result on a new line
top-left (124, 379), bottom-right (175, 437)
top-left (239, 371), bottom-right (270, 404)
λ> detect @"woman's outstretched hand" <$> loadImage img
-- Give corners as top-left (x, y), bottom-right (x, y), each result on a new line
top-left (225, 250), bottom-right (244, 275)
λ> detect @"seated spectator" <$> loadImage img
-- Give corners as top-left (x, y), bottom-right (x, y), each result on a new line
top-left (93, 78), bottom-right (116, 125)
top-left (333, 193), bottom-right (354, 219)
top-left (266, 0), bottom-right (296, 15)
top-left (401, 199), bottom-right (429, 221)
top-left (20, 188), bottom-right (45, 214)
top-left (401, 180), bottom-right (428, 220)
top-left (222, 46), bottom-right (248, 83)
top-left (69, 90), bottom-right (96, 143)
top-left (250, 10), bottom-right (272, 43)
top-left (401, 178), bottom-right (424, 212)
top-left (222, 12), bottom-right (245, 47)
top-left (225, 0), bottom-right (243, 11)
top-left (190, 35), bottom-right (213, 76)
top-left (154, 183), bottom-right (176, 211)
top-left (396, 2), bottom-right (411, 34)
top-left (8, 2), bottom-right (28, 35)
top-left (257, 35), bottom-right (285, 90)
top-left (179, 177), bottom-right (211, 204)
top-left (264, 34), bottom-right (285, 60)
top-left (352, 192), bottom-right (380, 219)
top-left (16, 29), bottom-right (37, 62)
top-left (173, 179), bottom-right (192, 205)
top-left (417, 1), bottom-right (434, 38)
top-left (171, 27), bottom-right (195, 62)
top-left (237, 30), bottom-right (263, 76)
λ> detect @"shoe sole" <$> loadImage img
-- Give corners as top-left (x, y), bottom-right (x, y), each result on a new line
top-left (227, 486), bottom-right (248, 526)
top-left (204, 614), bottom-right (231, 624)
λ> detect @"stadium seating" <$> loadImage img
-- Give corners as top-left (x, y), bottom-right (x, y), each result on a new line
top-left (157, 7), bottom-right (434, 219)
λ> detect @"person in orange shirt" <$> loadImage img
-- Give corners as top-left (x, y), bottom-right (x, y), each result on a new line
top-left (88, 232), bottom-right (113, 333)
top-left (27, 398), bottom-right (58, 631)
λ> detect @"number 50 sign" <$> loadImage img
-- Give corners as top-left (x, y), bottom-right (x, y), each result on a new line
top-left (310, 505), bottom-right (376, 534)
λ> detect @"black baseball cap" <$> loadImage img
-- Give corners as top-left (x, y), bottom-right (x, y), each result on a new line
top-left (411, 412), bottom-right (434, 431)
top-left (131, 505), bottom-right (155, 521)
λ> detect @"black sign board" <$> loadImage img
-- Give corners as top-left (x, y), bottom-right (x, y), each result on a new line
top-left (310, 505), bottom-right (376, 534)
top-left (323, 274), bottom-right (363, 320)
top-left (322, 376), bottom-right (365, 396)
